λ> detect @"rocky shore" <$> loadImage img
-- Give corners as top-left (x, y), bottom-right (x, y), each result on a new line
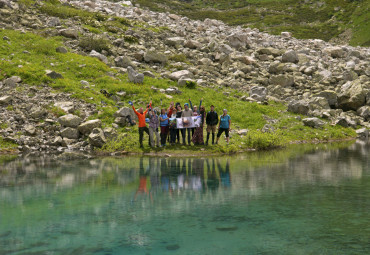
top-left (0, 0), bottom-right (369, 155)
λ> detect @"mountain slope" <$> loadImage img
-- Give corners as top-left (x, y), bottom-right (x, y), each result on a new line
top-left (134, 0), bottom-right (370, 46)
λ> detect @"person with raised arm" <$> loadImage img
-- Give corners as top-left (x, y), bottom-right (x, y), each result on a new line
top-left (129, 100), bottom-right (152, 148)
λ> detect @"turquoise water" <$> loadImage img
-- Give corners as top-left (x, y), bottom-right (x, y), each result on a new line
top-left (0, 142), bottom-right (369, 255)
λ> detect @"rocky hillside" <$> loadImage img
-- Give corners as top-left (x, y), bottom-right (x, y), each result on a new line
top-left (134, 0), bottom-right (370, 47)
top-left (0, 0), bottom-right (369, 155)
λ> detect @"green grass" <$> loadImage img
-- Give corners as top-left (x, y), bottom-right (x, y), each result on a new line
top-left (0, 29), bottom-right (357, 153)
top-left (135, 0), bottom-right (370, 46)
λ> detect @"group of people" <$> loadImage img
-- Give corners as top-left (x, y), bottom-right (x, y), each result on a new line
top-left (129, 99), bottom-right (231, 148)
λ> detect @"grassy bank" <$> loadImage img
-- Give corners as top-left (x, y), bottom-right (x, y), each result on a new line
top-left (0, 26), bottom-right (357, 154)
top-left (134, 0), bottom-right (370, 46)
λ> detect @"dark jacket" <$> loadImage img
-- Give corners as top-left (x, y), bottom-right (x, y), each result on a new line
top-left (206, 111), bottom-right (218, 126)
top-left (176, 111), bottom-right (182, 118)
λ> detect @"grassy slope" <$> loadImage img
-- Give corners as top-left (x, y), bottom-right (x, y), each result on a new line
top-left (0, 2), bottom-right (357, 153)
top-left (135, 0), bottom-right (370, 46)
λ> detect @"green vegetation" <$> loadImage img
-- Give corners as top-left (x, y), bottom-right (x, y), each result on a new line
top-left (135, 0), bottom-right (370, 46)
top-left (0, 29), bottom-right (357, 153)
top-left (48, 105), bottom-right (67, 118)
top-left (0, 137), bottom-right (17, 152)
top-left (169, 54), bottom-right (190, 64)
top-left (78, 35), bottom-right (111, 53)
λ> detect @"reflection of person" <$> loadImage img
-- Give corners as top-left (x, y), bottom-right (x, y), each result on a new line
top-left (206, 159), bottom-right (220, 192)
top-left (192, 105), bottom-right (206, 145)
top-left (181, 103), bottom-right (193, 145)
top-left (216, 109), bottom-right (231, 145)
top-left (206, 105), bottom-right (218, 145)
top-left (130, 100), bottom-right (152, 148)
top-left (191, 158), bottom-right (205, 191)
top-left (218, 159), bottom-right (231, 188)
top-left (134, 158), bottom-right (152, 201)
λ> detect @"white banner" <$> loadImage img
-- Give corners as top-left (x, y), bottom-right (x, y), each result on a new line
top-left (176, 116), bottom-right (202, 129)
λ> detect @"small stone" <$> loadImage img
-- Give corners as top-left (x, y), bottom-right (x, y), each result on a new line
top-left (46, 70), bottom-right (63, 79)
top-left (127, 66), bottom-right (144, 84)
top-left (302, 117), bottom-right (325, 129)
top-left (56, 46), bottom-right (68, 53)
top-left (24, 124), bottom-right (36, 136)
top-left (0, 95), bottom-right (12, 105)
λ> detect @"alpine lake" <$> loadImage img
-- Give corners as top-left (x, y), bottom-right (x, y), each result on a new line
top-left (0, 140), bottom-right (369, 255)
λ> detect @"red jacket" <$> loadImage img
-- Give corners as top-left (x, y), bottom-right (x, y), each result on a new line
top-left (133, 103), bottom-right (151, 127)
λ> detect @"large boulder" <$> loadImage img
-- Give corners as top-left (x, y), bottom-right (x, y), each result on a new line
top-left (302, 117), bottom-right (325, 128)
top-left (357, 106), bottom-right (370, 121)
top-left (144, 51), bottom-right (168, 64)
top-left (324, 46), bottom-right (346, 58)
top-left (103, 127), bottom-right (118, 140)
top-left (313, 90), bottom-right (338, 107)
top-left (338, 80), bottom-right (370, 111)
top-left (269, 74), bottom-right (294, 87)
top-left (59, 29), bottom-right (78, 39)
top-left (165, 37), bottom-right (185, 47)
top-left (114, 56), bottom-right (132, 68)
top-left (54, 101), bottom-right (74, 113)
top-left (78, 119), bottom-right (102, 135)
top-left (4, 76), bottom-right (21, 88)
top-left (169, 70), bottom-right (192, 81)
top-left (227, 32), bottom-right (250, 49)
top-left (58, 114), bottom-right (82, 128)
top-left (184, 39), bottom-right (201, 49)
top-left (90, 50), bottom-right (108, 64)
top-left (88, 128), bottom-right (106, 148)
top-left (127, 66), bottom-right (144, 84)
top-left (282, 50), bottom-right (299, 63)
top-left (356, 128), bottom-right (369, 139)
top-left (24, 124), bottom-right (36, 136)
top-left (115, 107), bottom-right (136, 120)
top-left (249, 86), bottom-right (267, 102)
top-left (288, 100), bottom-right (309, 115)
top-left (308, 97), bottom-right (330, 111)
top-left (60, 127), bottom-right (80, 139)
top-left (0, 95), bottom-right (12, 105)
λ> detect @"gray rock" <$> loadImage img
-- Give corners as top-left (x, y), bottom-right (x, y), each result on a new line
top-left (324, 46), bottom-right (345, 58)
top-left (30, 108), bottom-right (48, 119)
top-left (269, 74), bottom-right (294, 87)
top-left (356, 128), bottom-right (369, 139)
top-left (60, 127), bottom-right (80, 139)
top-left (282, 50), bottom-right (299, 63)
top-left (334, 117), bottom-right (352, 128)
top-left (54, 102), bottom-right (74, 113)
top-left (219, 44), bottom-right (233, 55)
top-left (56, 46), bottom-right (67, 53)
top-left (169, 70), bottom-right (192, 81)
top-left (127, 66), bottom-right (144, 84)
top-left (24, 124), bottom-right (36, 136)
top-left (59, 29), bottom-right (78, 39)
top-left (78, 119), bottom-right (102, 135)
top-left (88, 128), bottom-right (106, 148)
top-left (288, 100), bottom-right (310, 115)
top-left (249, 86), bottom-right (267, 102)
top-left (115, 107), bottom-right (136, 119)
top-left (165, 37), bottom-right (185, 47)
top-left (302, 117), bottom-right (325, 128)
top-left (46, 70), bottom-right (63, 79)
top-left (357, 106), bottom-right (370, 121)
top-left (184, 39), bottom-right (201, 49)
top-left (48, 17), bottom-right (60, 27)
top-left (114, 117), bottom-right (126, 126)
top-left (308, 97), bottom-right (330, 111)
top-left (4, 76), bottom-right (21, 88)
top-left (227, 32), bottom-right (250, 49)
top-left (0, 95), bottom-right (12, 105)
top-left (237, 129), bottom-right (249, 136)
top-left (338, 80), bottom-right (369, 111)
top-left (143, 71), bottom-right (155, 78)
top-left (115, 56), bottom-right (132, 68)
top-left (103, 127), bottom-right (118, 140)
top-left (90, 50), bottom-right (108, 64)
top-left (178, 77), bottom-right (195, 87)
top-left (58, 114), bottom-right (82, 128)
top-left (52, 136), bottom-right (63, 146)
top-left (257, 47), bottom-right (282, 56)
top-left (313, 90), bottom-right (337, 107)
top-left (144, 51), bottom-right (168, 64)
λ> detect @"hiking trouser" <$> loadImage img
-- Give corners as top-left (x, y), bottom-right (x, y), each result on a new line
top-left (160, 126), bottom-right (169, 145)
top-left (139, 127), bottom-right (149, 146)
top-left (182, 128), bottom-right (191, 144)
top-left (170, 128), bottom-right (177, 144)
top-left (149, 127), bottom-right (160, 147)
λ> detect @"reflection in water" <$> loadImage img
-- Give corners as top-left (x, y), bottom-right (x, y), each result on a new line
top-left (0, 141), bottom-right (369, 255)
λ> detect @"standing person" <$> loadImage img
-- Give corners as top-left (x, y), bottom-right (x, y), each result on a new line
top-left (181, 103), bottom-right (193, 145)
top-left (148, 108), bottom-right (160, 147)
top-left (169, 108), bottom-right (177, 145)
top-left (160, 102), bottom-right (173, 147)
top-left (130, 100), bottom-right (151, 148)
top-left (175, 104), bottom-right (182, 144)
top-left (216, 109), bottom-right (231, 145)
top-left (192, 105), bottom-right (206, 145)
top-left (205, 105), bottom-right (218, 145)
top-left (189, 98), bottom-right (203, 137)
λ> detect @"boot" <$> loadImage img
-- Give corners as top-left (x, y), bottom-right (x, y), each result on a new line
top-left (212, 133), bottom-right (215, 145)
top-left (206, 133), bottom-right (210, 145)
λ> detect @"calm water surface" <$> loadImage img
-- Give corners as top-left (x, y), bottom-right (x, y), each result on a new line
top-left (0, 141), bottom-right (369, 255)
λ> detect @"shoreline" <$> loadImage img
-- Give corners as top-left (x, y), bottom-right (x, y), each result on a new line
top-left (0, 137), bottom-right (358, 158)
